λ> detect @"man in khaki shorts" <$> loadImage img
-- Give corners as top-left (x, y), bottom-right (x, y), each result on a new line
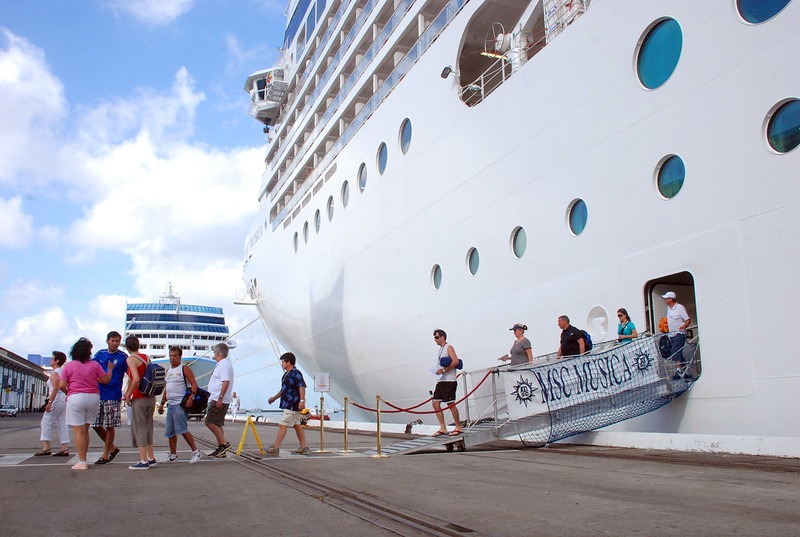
top-left (206, 343), bottom-right (234, 458)
top-left (266, 352), bottom-right (310, 455)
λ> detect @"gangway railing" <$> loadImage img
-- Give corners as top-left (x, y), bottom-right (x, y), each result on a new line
top-left (361, 330), bottom-right (700, 455)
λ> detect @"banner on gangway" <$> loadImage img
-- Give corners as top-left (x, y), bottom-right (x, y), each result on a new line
top-left (502, 338), bottom-right (665, 420)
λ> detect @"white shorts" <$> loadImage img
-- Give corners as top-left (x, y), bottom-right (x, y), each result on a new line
top-left (279, 409), bottom-right (302, 427)
top-left (66, 392), bottom-right (101, 426)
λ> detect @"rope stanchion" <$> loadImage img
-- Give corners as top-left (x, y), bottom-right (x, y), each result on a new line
top-left (352, 369), bottom-right (493, 416)
top-left (314, 395), bottom-right (330, 453)
top-left (371, 395), bottom-right (388, 458)
top-left (338, 396), bottom-right (355, 453)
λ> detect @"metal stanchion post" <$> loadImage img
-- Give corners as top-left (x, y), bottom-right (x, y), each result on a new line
top-left (371, 394), bottom-right (388, 458)
top-left (315, 395), bottom-right (330, 453)
top-left (338, 396), bottom-right (355, 453)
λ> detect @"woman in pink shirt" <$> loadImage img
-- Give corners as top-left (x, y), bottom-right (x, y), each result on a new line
top-left (59, 337), bottom-right (115, 470)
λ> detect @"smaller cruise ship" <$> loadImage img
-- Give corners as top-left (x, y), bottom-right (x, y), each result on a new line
top-left (123, 284), bottom-right (235, 388)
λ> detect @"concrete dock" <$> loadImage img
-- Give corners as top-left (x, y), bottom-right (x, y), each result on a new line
top-left (1, 414), bottom-right (799, 536)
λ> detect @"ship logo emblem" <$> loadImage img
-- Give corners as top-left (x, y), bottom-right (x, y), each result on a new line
top-left (634, 351), bottom-right (654, 375)
top-left (510, 376), bottom-right (537, 407)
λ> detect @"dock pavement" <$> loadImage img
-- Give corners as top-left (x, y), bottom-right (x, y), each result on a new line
top-left (1, 413), bottom-right (799, 536)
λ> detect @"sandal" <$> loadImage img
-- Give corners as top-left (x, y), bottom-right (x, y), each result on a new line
top-left (431, 431), bottom-right (447, 437)
top-left (52, 450), bottom-right (70, 457)
top-left (34, 450), bottom-right (52, 456)
top-left (448, 430), bottom-right (463, 436)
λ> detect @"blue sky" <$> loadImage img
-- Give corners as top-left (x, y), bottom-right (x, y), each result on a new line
top-left (0, 0), bottom-right (295, 409)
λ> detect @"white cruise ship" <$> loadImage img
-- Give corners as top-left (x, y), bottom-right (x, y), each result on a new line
top-left (123, 284), bottom-right (234, 388)
top-left (241, 0), bottom-right (800, 456)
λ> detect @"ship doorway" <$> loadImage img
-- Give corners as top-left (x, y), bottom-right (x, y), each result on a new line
top-left (644, 271), bottom-right (697, 335)
top-left (644, 271), bottom-right (701, 374)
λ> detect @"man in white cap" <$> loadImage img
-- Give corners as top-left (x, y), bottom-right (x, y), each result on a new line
top-left (662, 291), bottom-right (691, 378)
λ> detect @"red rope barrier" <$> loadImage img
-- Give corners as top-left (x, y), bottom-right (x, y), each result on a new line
top-left (350, 369), bottom-right (494, 415)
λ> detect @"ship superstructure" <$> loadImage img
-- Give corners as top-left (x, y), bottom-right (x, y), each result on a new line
top-left (124, 284), bottom-right (234, 387)
top-left (241, 0), bottom-right (800, 456)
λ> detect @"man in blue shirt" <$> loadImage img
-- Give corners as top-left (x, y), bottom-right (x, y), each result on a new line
top-left (92, 331), bottom-right (128, 465)
top-left (266, 352), bottom-right (310, 455)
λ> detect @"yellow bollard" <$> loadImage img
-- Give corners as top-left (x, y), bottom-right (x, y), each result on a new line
top-left (338, 396), bottom-right (355, 453)
top-left (371, 394), bottom-right (389, 458)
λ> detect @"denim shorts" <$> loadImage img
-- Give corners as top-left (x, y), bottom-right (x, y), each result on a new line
top-left (164, 404), bottom-right (189, 438)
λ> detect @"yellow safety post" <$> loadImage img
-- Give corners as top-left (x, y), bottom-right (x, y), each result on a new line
top-left (236, 415), bottom-right (266, 456)
top-left (315, 395), bottom-right (331, 453)
top-left (338, 397), bottom-right (355, 453)
top-left (371, 394), bottom-right (388, 458)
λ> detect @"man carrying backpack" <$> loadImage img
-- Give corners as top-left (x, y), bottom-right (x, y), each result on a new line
top-left (556, 315), bottom-right (587, 357)
top-left (123, 335), bottom-right (157, 470)
top-left (158, 347), bottom-right (202, 464)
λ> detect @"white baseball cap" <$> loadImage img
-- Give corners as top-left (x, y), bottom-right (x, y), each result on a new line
top-left (661, 291), bottom-right (677, 299)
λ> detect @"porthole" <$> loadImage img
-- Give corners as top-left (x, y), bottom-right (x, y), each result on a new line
top-left (737, 0), bottom-right (792, 23)
top-left (293, 232), bottom-right (299, 252)
top-left (377, 142), bottom-right (388, 175)
top-left (399, 118), bottom-right (412, 154)
top-left (314, 209), bottom-right (321, 233)
top-left (431, 264), bottom-right (442, 290)
top-left (586, 306), bottom-right (610, 339)
top-left (341, 180), bottom-right (350, 208)
top-left (510, 227), bottom-right (527, 259)
top-left (655, 155), bottom-right (686, 199)
top-left (303, 221), bottom-right (309, 244)
top-left (327, 195), bottom-right (334, 221)
top-left (358, 162), bottom-right (367, 193)
top-left (766, 99), bottom-right (800, 154)
top-left (567, 199), bottom-right (588, 236)
top-left (636, 18), bottom-right (682, 89)
top-left (466, 247), bottom-right (480, 276)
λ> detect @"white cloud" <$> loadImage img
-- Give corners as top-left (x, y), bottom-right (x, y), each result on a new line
top-left (0, 306), bottom-right (74, 353)
top-left (0, 197), bottom-right (33, 248)
top-left (0, 279), bottom-right (64, 314)
top-left (0, 30), bottom-right (68, 188)
top-left (102, 0), bottom-right (195, 26)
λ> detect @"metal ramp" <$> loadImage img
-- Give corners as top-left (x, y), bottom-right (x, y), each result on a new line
top-left (364, 419), bottom-right (548, 456)
top-left (364, 332), bottom-right (700, 455)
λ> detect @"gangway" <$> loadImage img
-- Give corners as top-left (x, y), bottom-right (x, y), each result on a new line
top-left (364, 331), bottom-right (700, 456)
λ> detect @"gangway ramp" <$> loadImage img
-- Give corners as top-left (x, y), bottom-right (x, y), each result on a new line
top-left (365, 332), bottom-right (700, 455)
top-left (364, 418), bottom-right (547, 456)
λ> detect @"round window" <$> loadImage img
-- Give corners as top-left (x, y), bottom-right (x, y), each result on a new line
top-left (737, 0), bottom-right (792, 23)
top-left (358, 162), bottom-right (367, 193)
top-left (655, 155), bottom-right (686, 199)
top-left (377, 142), bottom-right (388, 175)
top-left (314, 209), bottom-right (321, 233)
top-left (511, 227), bottom-right (527, 259)
top-left (341, 180), bottom-right (350, 208)
top-left (293, 232), bottom-right (298, 253)
top-left (431, 264), bottom-right (442, 290)
top-left (303, 221), bottom-right (309, 244)
top-left (467, 247), bottom-right (480, 276)
top-left (400, 118), bottom-right (412, 154)
top-left (567, 199), bottom-right (588, 236)
top-left (327, 195), bottom-right (334, 221)
top-left (636, 18), bottom-right (682, 89)
top-left (766, 99), bottom-right (800, 154)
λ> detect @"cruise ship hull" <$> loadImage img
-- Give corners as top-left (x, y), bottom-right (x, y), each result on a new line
top-left (243, 1), bottom-right (800, 456)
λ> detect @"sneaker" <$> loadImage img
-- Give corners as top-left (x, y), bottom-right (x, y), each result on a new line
top-left (95, 456), bottom-right (110, 465)
top-left (108, 447), bottom-right (120, 461)
top-left (148, 459), bottom-right (158, 466)
top-left (189, 451), bottom-right (202, 464)
top-left (167, 454), bottom-right (178, 462)
top-left (129, 461), bottom-right (150, 470)
top-left (293, 447), bottom-right (311, 455)
top-left (218, 442), bottom-right (231, 456)
top-left (216, 450), bottom-right (227, 458)
top-left (265, 446), bottom-right (279, 456)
